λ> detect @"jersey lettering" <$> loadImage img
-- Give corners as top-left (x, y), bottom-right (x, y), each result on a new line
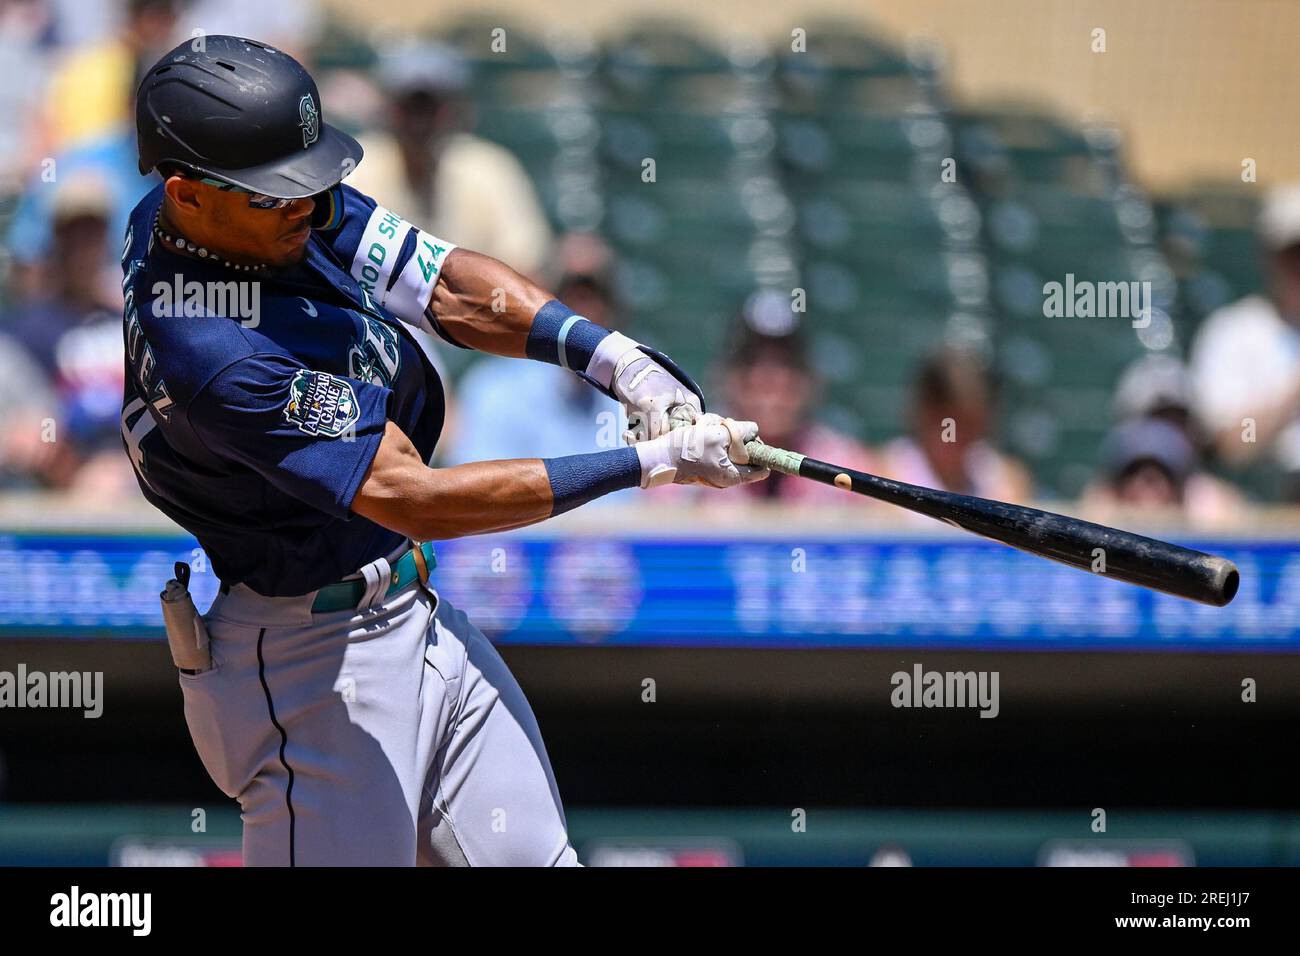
top-left (124, 290), bottom-right (174, 422)
top-left (349, 314), bottom-right (401, 387)
top-left (120, 397), bottom-right (158, 490)
top-left (350, 206), bottom-right (408, 300)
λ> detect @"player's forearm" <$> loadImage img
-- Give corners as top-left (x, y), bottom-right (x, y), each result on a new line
top-left (425, 249), bottom-right (711, 443)
top-left (405, 459), bottom-right (556, 539)
top-left (358, 457), bottom-right (552, 540)
top-left (352, 421), bottom-right (642, 540)
top-left (425, 248), bottom-right (554, 357)
top-left (397, 455), bottom-right (642, 539)
top-left (425, 249), bottom-right (634, 385)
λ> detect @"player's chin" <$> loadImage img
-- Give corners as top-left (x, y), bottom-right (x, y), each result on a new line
top-left (271, 230), bottom-right (312, 267)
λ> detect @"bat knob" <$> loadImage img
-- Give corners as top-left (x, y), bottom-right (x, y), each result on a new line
top-left (1204, 557), bottom-right (1240, 607)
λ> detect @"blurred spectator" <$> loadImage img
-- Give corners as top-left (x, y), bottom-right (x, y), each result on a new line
top-left (6, 126), bottom-right (157, 282)
top-left (45, 0), bottom-right (120, 50)
top-left (1189, 184), bottom-right (1300, 486)
top-left (1113, 352), bottom-right (1196, 429)
top-left (8, 170), bottom-right (124, 303)
top-left (1081, 417), bottom-right (1198, 519)
top-left (718, 293), bottom-right (875, 506)
top-left (1106, 353), bottom-right (1247, 523)
top-left (7, 0), bottom-right (164, 278)
top-left (345, 39), bottom-right (552, 278)
top-left (877, 347), bottom-right (1030, 501)
top-left (41, 0), bottom-right (179, 153)
top-left (445, 234), bottom-right (633, 503)
top-left (0, 0), bottom-right (57, 189)
top-left (0, 333), bottom-right (59, 489)
top-left (0, 175), bottom-right (131, 497)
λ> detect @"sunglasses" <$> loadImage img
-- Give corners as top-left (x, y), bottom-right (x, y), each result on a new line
top-left (194, 176), bottom-right (296, 209)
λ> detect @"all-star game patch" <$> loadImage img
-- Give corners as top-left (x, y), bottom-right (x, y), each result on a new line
top-left (283, 369), bottom-right (360, 437)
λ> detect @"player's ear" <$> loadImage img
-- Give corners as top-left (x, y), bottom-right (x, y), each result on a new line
top-left (163, 174), bottom-right (204, 213)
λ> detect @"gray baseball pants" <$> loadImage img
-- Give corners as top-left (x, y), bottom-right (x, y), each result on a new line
top-left (178, 567), bottom-right (579, 866)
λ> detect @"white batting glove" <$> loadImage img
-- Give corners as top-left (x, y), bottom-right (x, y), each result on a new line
top-left (634, 414), bottom-right (770, 489)
top-left (585, 333), bottom-right (704, 443)
top-left (616, 347), bottom-right (705, 442)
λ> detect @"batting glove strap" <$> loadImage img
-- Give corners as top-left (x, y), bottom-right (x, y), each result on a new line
top-left (585, 330), bottom-right (642, 390)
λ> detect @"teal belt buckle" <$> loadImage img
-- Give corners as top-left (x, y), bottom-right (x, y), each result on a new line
top-left (311, 542), bottom-right (436, 614)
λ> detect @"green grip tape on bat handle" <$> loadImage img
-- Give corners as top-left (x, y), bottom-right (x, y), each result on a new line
top-left (744, 440), bottom-right (804, 476)
top-left (662, 405), bottom-right (803, 475)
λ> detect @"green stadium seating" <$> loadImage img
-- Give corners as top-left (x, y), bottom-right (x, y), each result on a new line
top-left (430, 27), bottom-right (1227, 500)
top-left (776, 111), bottom-right (932, 184)
top-left (774, 22), bottom-right (934, 113)
top-left (954, 107), bottom-right (1120, 196)
top-left (599, 22), bottom-right (751, 111)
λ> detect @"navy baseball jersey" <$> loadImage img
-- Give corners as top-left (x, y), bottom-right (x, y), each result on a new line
top-left (120, 182), bottom-right (456, 595)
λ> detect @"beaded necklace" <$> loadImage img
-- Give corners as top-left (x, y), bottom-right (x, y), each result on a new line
top-left (151, 214), bottom-right (270, 273)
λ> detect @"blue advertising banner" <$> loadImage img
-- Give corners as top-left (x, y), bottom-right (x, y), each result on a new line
top-left (0, 531), bottom-right (1294, 650)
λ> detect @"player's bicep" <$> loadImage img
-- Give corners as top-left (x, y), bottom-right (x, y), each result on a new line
top-left (189, 355), bottom-right (391, 518)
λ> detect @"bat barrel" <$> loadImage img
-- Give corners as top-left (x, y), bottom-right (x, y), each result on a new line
top-left (744, 440), bottom-right (1241, 607)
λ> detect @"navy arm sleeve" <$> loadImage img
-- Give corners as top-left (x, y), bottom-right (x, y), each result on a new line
top-left (187, 353), bottom-right (392, 519)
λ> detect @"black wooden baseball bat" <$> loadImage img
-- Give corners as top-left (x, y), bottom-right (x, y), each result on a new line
top-left (744, 440), bottom-right (1240, 607)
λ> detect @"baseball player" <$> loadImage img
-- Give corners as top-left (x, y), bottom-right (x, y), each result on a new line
top-left (121, 36), bottom-right (768, 866)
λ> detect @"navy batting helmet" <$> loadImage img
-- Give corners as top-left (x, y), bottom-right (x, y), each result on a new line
top-left (136, 35), bottom-right (363, 199)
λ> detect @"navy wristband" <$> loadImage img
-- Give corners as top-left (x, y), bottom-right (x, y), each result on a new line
top-left (525, 300), bottom-right (612, 372)
top-left (543, 446), bottom-right (641, 515)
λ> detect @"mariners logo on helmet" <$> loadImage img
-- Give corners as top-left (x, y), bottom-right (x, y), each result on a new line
top-left (299, 94), bottom-right (320, 149)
